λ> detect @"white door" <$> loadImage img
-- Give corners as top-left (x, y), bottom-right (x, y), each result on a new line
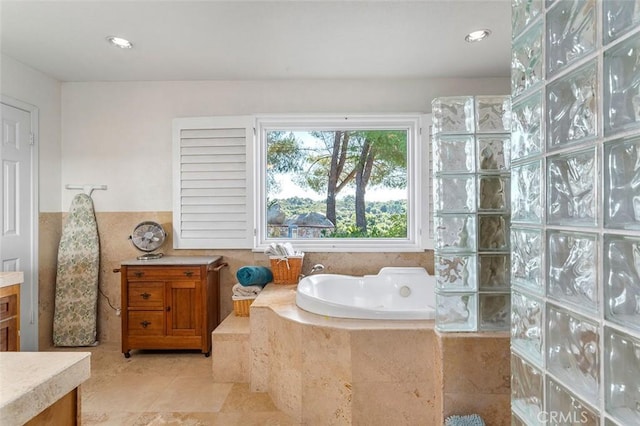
top-left (1, 101), bottom-right (38, 351)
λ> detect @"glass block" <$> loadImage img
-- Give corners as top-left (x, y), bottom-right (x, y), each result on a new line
top-left (546, 0), bottom-right (597, 77)
top-left (435, 254), bottom-right (478, 291)
top-left (511, 228), bottom-right (543, 293)
top-left (479, 176), bottom-right (510, 211)
top-left (478, 214), bottom-right (510, 252)
top-left (546, 377), bottom-right (600, 426)
top-left (478, 135), bottom-right (511, 172)
top-left (604, 235), bottom-right (640, 331)
top-left (511, 290), bottom-right (543, 365)
top-left (433, 135), bottom-right (476, 174)
top-left (512, 0), bottom-right (542, 39)
top-left (603, 0), bottom-right (640, 44)
top-left (479, 293), bottom-right (510, 331)
top-left (511, 413), bottom-right (527, 426)
top-left (511, 90), bottom-right (543, 161)
top-left (547, 230), bottom-right (598, 313)
top-left (435, 292), bottom-right (477, 331)
top-left (511, 160), bottom-right (543, 224)
top-left (605, 328), bottom-right (640, 425)
top-left (432, 96), bottom-right (475, 135)
top-left (547, 304), bottom-right (600, 405)
top-left (605, 136), bottom-right (640, 230)
top-left (512, 21), bottom-right (543, 98)
top-left (547, 148), bottom-right (597, 226)
top-left (604, 33), bottom-right (640, 136)
top-left (434, 175), bottom-right (476, 213)
top-left (479, 254), bottom-right (510, 291)
top-left (476, 95), bottom-right (511, 133)
top-left (547, 61), bottom-right (598, 149)
top-left (511, 352), bottom-right (544, 423)
top-left (434, 214), bottom-right (477, 253)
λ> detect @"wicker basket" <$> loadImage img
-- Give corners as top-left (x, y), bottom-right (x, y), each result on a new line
top-left (233, 297), bottom-right (254, 317)
top-left (269, 255), bottom-right (304, 284)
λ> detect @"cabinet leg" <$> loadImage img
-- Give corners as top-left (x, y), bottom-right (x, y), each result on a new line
top-left (204, 351), bottom-right (210, 357)
top-left (123, 351), bottom-right (131, 358)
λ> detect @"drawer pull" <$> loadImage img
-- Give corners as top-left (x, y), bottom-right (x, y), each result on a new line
top-left (134, 271), bottom-right (144, 278)
top-left (166, 306), bottom-right (171, 312)
top-left (184, 271), bottom-right (194, 277)
top-left (140, 321), bottom-right (151, 328)
top-left (140, 293), bottom-right (151, 300)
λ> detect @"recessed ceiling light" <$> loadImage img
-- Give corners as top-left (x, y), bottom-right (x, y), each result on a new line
top-left (106, 36), bottom-right (133, 49)
top-left (465, 29), bottom-right (491, 43)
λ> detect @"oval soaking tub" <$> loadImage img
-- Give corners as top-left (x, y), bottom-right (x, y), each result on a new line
top-left (295, 267), bottom-right (436, 320)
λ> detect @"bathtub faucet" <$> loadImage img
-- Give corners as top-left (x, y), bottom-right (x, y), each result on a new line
top-left (300, 264), bottom-right (325, 279)
top-left (309, 264), bottom-right (325, 274)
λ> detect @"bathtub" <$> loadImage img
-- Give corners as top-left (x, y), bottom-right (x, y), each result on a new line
top-left (295, 267), bottom-right (436, 320)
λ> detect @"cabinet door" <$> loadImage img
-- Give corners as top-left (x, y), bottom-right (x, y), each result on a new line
top-left (0, 294), bottom-right (19, 351)
top-left (166, 281), bottom-right (202, 337)
top-left (0, 318), bottom-right (18, 351)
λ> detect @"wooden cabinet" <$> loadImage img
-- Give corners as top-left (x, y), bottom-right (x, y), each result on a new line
top-left (0, 284), bottom-right (20, 352)
top-left (120, 256), bottom-right (225, 357)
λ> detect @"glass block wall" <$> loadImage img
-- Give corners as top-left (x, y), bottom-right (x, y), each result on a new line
top-left (510, 0), bottom-right (640, 424)
top-left (432, 95), bottom-right (512, 332)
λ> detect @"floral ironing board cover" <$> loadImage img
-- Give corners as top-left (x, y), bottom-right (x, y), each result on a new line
top-left (53, 193), bottom-right (100, 346)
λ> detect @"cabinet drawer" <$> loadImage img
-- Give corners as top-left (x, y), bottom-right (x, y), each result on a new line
top-left (127, 267), bottom-right (201, 280)
top-left (0, 294), bottom-right (18, 321)
top-left (128, 283), bottom-right (164, 308)
top-left (128, 311), bottom-right (165, 335)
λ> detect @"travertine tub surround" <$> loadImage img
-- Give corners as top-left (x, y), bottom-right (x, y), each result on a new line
top-left (250, 286), bottom-right (440, 425)
top-left (250, 285), bottom-right (510, 425)
top-left (38, 211), bottom-right (434, 347)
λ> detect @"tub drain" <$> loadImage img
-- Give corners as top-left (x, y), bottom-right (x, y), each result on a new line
top-left (399, 285), bottom-right (411, 297)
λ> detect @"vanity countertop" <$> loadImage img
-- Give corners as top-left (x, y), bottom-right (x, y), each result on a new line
top-left (120, 255), bottom-right (222, 266)
top-left (0, 351), bottom-right (91, 425)
top-left (0, 272), bottom-right (23, 289)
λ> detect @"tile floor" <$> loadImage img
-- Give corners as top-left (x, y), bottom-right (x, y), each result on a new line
top-left (51, 343), bottom-right (296, 425)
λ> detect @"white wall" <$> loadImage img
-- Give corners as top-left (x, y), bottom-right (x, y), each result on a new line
top-left (61, 78), bottom-right (509, 212)
top-left (1, 54), bottom-right (62, 212)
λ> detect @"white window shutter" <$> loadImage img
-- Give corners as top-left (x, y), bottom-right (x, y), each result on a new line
top-left (172, 116), bottom-right (254, 249)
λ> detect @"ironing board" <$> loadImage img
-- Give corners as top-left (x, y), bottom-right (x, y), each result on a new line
top-left (53, 193), bottom-right (100, 346)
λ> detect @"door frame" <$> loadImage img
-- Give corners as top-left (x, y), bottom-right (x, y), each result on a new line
top-left (1, 95), bottom-right (39, 350)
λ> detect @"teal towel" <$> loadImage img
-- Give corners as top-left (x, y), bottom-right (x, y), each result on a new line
top-left (444, 414), bottom-right (485, 426)
top-left (236, 266), bottom-right (273, 287)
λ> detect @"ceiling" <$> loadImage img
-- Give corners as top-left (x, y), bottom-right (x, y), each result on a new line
top-left (0, 1), bottom-right (512, 82)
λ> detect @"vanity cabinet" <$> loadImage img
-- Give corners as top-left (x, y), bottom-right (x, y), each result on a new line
top-left (0, 284), bottom-right (20, 352)
top-left (120, 256), bottom-right (225, 357)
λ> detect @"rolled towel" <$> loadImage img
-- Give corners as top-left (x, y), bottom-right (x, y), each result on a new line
top-left (236, 266), bottom-right (273, 287)
top-left (444, 414), bottom-right (485, 426)
top-left (232, 283), bottom-right (263, 297)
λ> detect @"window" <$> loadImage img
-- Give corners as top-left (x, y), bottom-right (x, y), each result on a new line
top-left (173, 114), bottom-right (432, 251)
top-left (255, 114), bottom-right (430, 252)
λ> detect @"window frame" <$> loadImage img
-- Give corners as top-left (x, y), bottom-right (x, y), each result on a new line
top-left (254, 113), bottom-right (432, 252)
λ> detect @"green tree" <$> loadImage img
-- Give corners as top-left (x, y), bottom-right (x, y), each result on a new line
top-left (266, 131), bottom-right (303, 195)
top-left (352, 131), bottom-right (407, 232)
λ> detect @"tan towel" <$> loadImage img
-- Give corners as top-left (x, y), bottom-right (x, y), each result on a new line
top-left (232, 282), bottom-right (263, 297)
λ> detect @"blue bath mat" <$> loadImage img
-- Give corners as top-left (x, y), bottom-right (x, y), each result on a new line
top-left (444, 414), bottom-right (485, 426)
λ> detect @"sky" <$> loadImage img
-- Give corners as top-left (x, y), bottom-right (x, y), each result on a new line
top-left (271, 174), bottom-right (407, 202)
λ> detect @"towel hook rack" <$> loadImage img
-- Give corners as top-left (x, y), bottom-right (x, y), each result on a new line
top-left (65, 184), bottom-right (107, 197)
